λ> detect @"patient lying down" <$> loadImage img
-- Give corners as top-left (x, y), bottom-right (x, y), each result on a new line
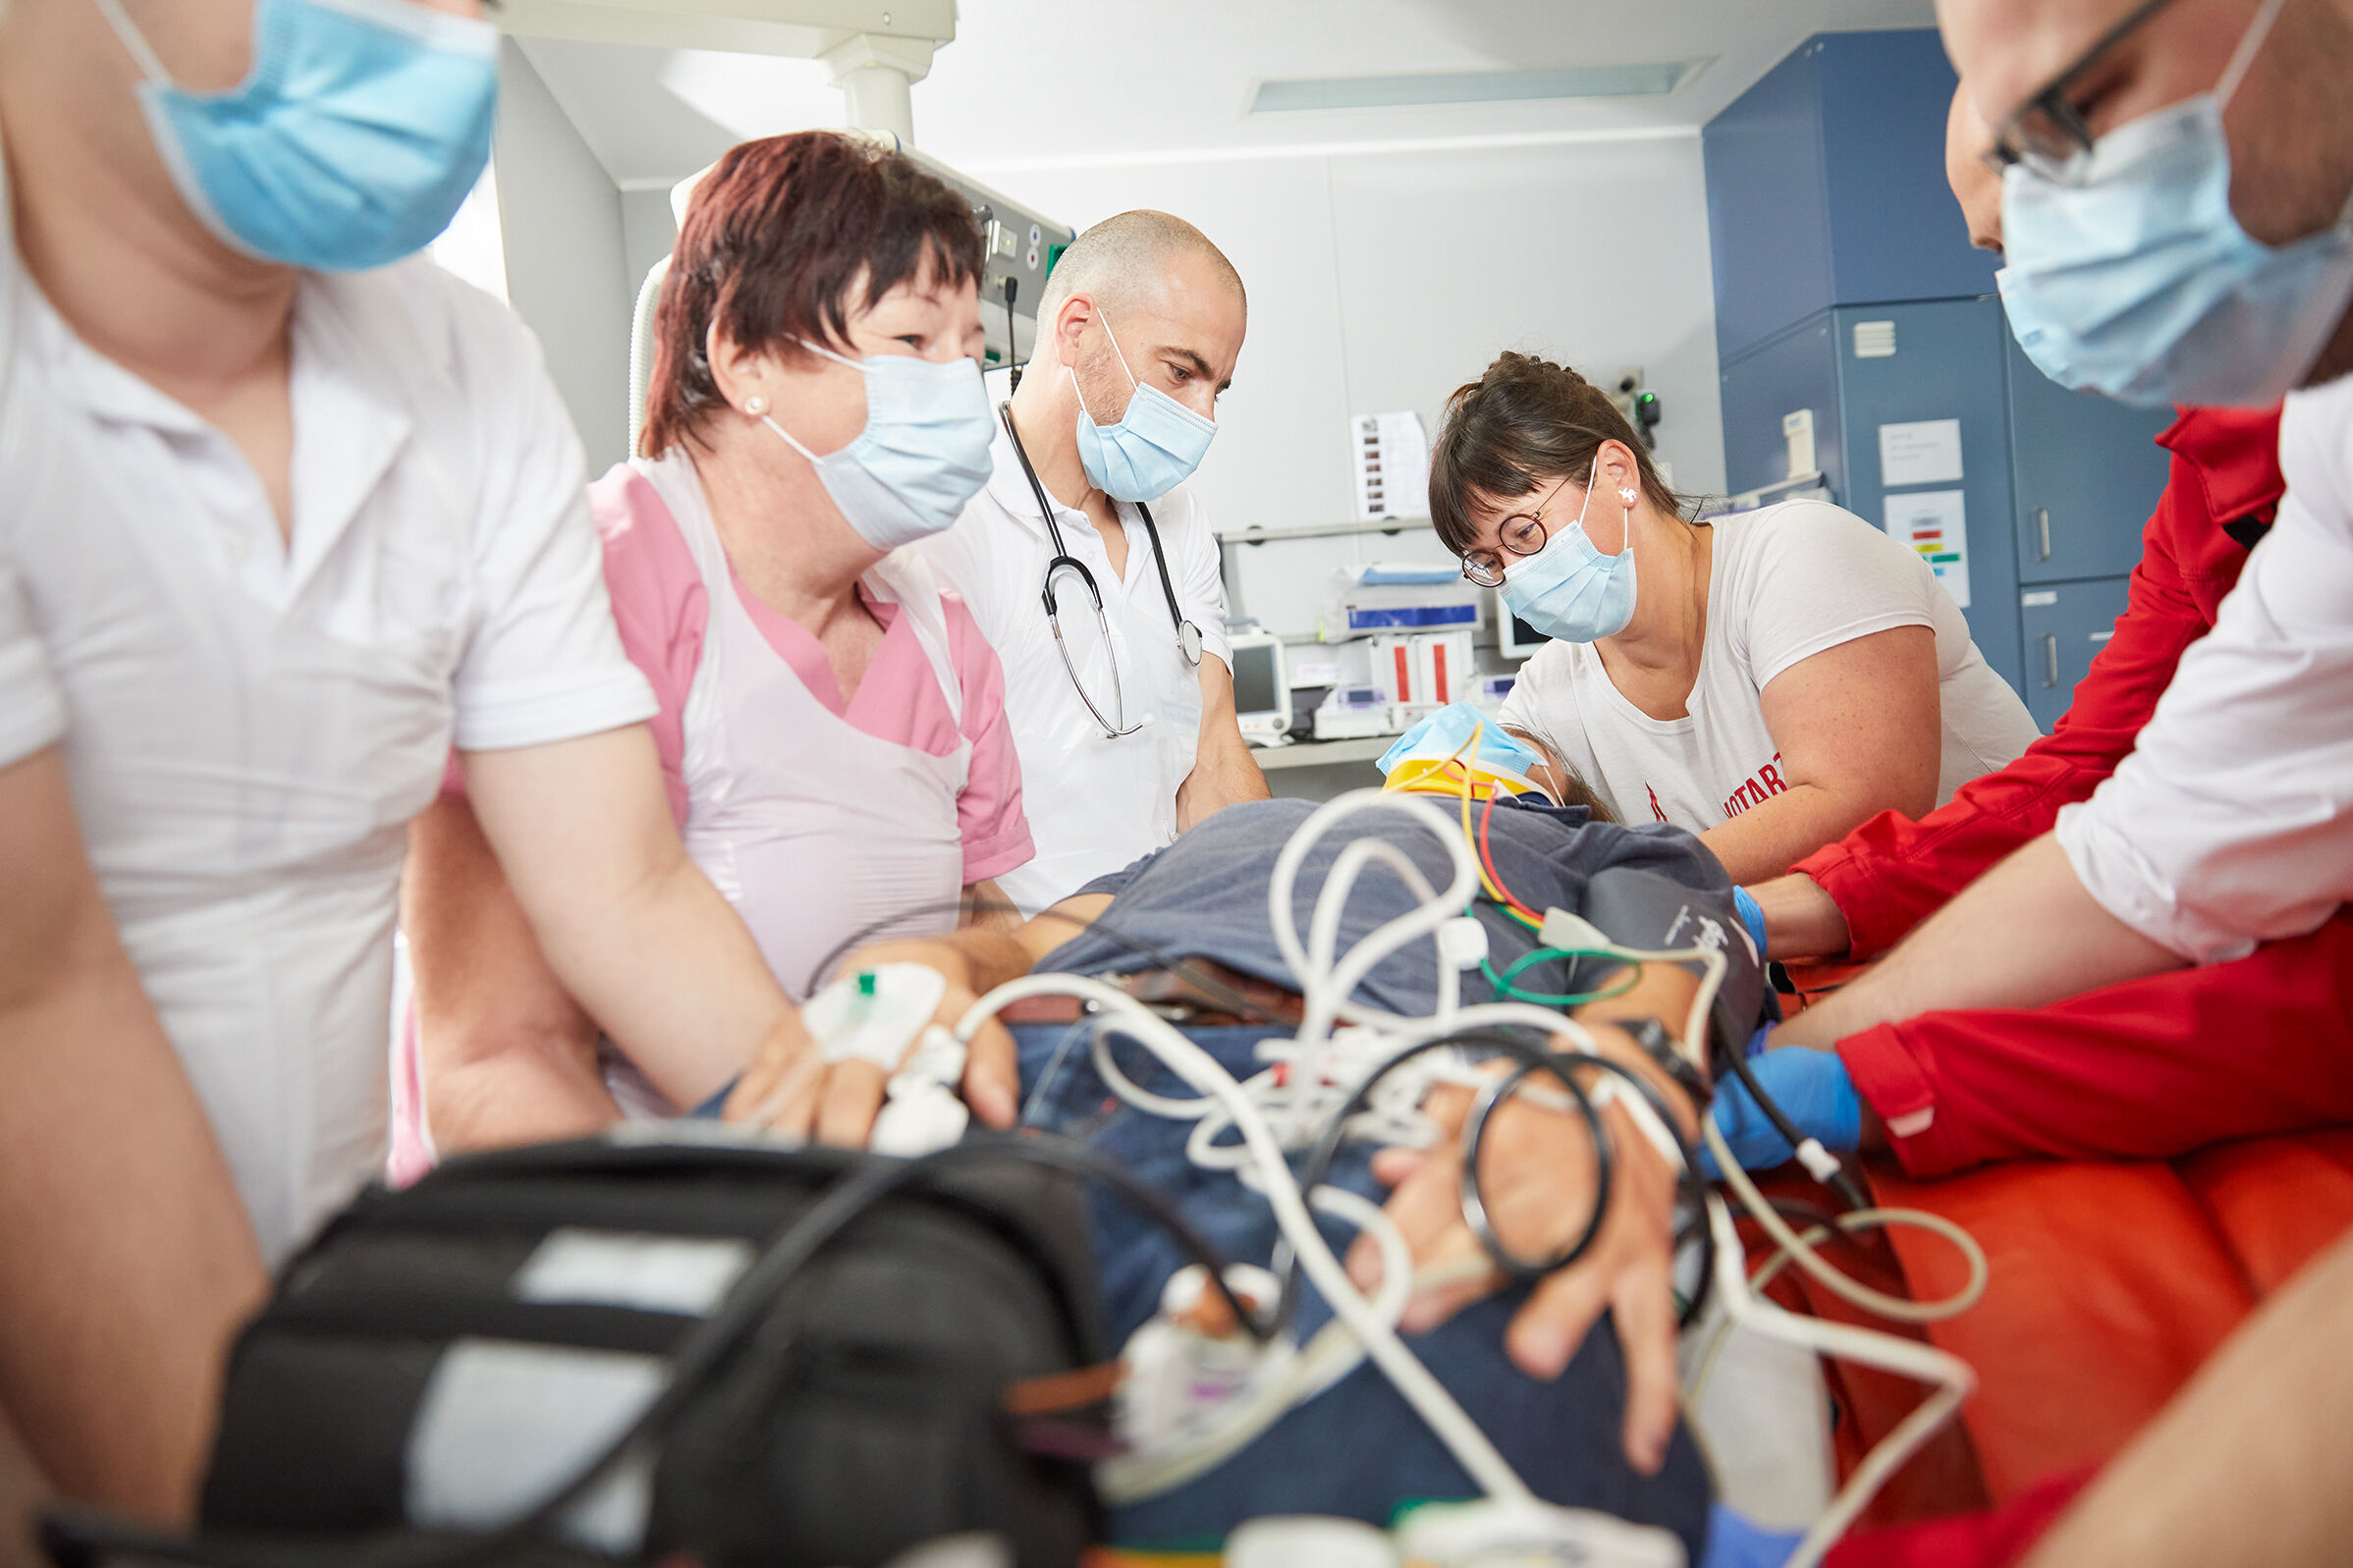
top-left (803, 771), bottom-right (1767, 1556)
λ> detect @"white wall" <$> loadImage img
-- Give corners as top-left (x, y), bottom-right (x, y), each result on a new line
top-left (493, 40), bottom-right (636, 471)
top-left (969, 132), bottom-right (1725, 639)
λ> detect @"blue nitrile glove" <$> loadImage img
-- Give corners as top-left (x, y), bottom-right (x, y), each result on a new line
top-left (1702, 1048), bottom-right (1862, 1177)
top-left (1701, 1504), bottom-right (1802, 1568)
top-left (1731, 886), bottom-right (1769, 962)
top-left (690, 1075), bottom-right (741, 1119)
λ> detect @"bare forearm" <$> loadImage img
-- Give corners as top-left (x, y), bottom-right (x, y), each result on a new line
top-left (425, 1038), bottom-right (624, 1154)
top-left (1747, 872), bottom-right (1853, 961)
top-left (2024, 1229), bottom-right (2353, 1568)
top-left (534, 853), bottom-right (791, 1108)
top-left (1176, 749), bottom-right (1269, 830)
top-left (1697, 783), bottom-right (1895, 887)
top-left (464, 731), bottom-right (794, 1110)
top-left (0, 955), bottom-right (264, 1520)
top-left (1778, 833), bottom-right (2184, 1050)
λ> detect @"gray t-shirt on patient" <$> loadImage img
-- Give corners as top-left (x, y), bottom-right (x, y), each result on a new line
top-left (1041, 796), bottom-right (1764, 1049)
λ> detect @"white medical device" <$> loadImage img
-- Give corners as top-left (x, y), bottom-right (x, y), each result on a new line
top-left (1227, 631), bottom-right (1291, 746)
top-left (1313, 684), bottom-right (1396, 741)
top-left (1493, 587), bottom-right (1553, 662)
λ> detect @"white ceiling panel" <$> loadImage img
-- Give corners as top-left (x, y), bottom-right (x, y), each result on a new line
top-left (513, 0), bottom-right (1936, 190)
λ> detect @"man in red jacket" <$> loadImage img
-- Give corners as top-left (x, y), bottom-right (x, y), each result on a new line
top-left (1737, 91), bottom-right (2353, 1182)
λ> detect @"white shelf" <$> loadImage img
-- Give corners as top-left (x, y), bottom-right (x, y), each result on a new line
top-left (1249, 735), bottom-right (1393, 771)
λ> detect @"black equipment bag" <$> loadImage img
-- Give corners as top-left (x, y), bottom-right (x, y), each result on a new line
top-left (170, 1135), bottom-right (1108, 1568)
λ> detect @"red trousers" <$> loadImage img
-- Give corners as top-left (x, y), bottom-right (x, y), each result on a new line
top-left (1824, 1468), bottom-right (2095, 1568)
top-left (1834, 911), bottom-right (2353, 1179)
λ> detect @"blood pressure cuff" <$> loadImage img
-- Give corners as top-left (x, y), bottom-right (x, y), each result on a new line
top-left (92, 1138), bottom-right (1108, 1568)
top-left (1580, 865), bottom-right (1773, 1060)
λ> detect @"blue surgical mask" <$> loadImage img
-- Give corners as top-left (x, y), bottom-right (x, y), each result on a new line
top-left (1497, 461), bottom-right (1639, 643)
top-left (763, 344), bottom-right (996, 551)
top-left (1071, 309), bottom-right (1219, 502)
top-left (93, 0), bottom-right (500, 273)
top-left (1996, 0), bottom-right (2353, 408)
top-left (1378, 702), bottom-right (1547, 785)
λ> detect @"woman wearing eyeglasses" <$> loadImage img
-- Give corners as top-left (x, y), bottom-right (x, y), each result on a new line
top-left (395, 133), bottom-right (1036, 1162)
top-left (1431, 352), bottom-right (2037, 887)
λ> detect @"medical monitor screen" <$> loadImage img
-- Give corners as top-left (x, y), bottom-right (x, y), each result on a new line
top-left (1231, 643), bottom-right (1283, 717)
top-left (1495, 587), bottom-right (1554, 659)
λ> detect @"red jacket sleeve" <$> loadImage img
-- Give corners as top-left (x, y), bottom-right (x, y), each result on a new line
top-left (1838, 911), bottom-right (2353, 1178)
top-left (1794, 406), bottom-right (2284, 958)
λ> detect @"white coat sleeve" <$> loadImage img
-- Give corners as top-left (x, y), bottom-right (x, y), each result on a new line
top-left (439, 284), bottom-right (658, 752)
top-left (2054, 388), bottom-right (2353, 963)
top-left (0, 542), bottom-right (63, 768)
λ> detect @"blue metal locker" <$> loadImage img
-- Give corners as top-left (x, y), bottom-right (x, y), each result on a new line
top-left (1707, 27), bottom-right (2178, 727)
top-left (1832, 299), bottom-right (2027, 698)
top-left (1718, 313), bottom-right (1844, 500)
top-left (2003, 330), bottom-right (2174, 584)
top-left (2018, 576), bottom-right (2132, 730)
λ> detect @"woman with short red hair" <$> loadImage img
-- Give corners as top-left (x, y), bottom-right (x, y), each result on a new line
top-left (398, 133), bottom-right (1033, 1159)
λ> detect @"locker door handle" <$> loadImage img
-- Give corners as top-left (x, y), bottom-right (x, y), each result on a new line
top-left (2035, 508), bottom-right (2052, 563)
top-left (2042, 633), bottom-right (2060, 689)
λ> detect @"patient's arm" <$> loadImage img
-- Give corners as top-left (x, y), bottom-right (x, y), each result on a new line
top-left (1355, 960), bottom-right (1703, 1477)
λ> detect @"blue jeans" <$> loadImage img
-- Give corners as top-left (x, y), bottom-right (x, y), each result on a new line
top-left (1013, 1023), bottom-right (1713, 1557)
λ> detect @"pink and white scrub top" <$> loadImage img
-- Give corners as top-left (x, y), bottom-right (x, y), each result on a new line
top-left (391, 448), bottom-right (1031, 1172)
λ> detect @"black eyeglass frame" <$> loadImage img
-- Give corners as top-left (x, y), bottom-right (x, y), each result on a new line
top-left (1980, 0), bottom-right (2184, 180)
top-left (1458, 471), bottom-right (1574, 588)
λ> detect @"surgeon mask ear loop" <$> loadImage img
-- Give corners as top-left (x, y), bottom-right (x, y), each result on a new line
top-left (753, 338), bottom-right (876, 467)
top-left (2215, 0), bottom-right (2289, 112)
top-left (88, 0), bottom-right (174, 84)
top-left (1069, 304), bottom-right (1147, 432)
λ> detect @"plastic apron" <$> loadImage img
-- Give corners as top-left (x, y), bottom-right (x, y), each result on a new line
top-left (605, 456), bottom-right (971, 1109)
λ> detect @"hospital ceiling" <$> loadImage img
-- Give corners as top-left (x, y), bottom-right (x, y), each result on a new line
top-left (518, 0), bottom-right (1938, 191)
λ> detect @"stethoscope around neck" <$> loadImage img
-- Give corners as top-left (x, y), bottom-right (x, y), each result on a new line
top-left (1001, 403), bottom-right (1203, 739)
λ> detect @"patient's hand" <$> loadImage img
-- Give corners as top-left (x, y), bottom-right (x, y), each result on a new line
top-left (1350, 1062), bottom-right (1683, 1476)
top-left (724, 937), bottom-right (1019, 1146)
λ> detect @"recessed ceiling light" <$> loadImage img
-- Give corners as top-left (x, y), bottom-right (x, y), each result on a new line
top-left (1250, 60), bottom-right (1708, 115)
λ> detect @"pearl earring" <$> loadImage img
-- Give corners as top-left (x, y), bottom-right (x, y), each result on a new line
top-left (745, 396), bottom-right (767, 416)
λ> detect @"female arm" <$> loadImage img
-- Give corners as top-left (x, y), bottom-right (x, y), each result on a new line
top-left (406, 792), bottom-right (622, 1154)
top-left (1697, 623), bottom-right (1943, 884)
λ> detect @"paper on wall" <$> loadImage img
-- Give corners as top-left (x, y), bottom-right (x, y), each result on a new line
top-left (1885, 488), bottom-right (1971, 609)
top-left (1878, 418), bottom-right (1964, 486)
top-left (1353, 411), bottom-right (1430, 522)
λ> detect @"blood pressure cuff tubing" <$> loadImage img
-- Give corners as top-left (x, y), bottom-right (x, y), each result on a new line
top-left (1580, 866), bottom-right (1771, 1060)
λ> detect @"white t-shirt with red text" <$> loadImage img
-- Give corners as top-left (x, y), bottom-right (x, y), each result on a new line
top-left (1497, 499), bottom-right (2037, 834)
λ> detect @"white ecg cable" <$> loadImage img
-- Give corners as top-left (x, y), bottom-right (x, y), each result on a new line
top-left (953, 785), bottom-right (1986, 1555)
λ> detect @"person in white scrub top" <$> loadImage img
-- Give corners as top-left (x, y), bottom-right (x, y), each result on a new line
top-left (0, 0), bottom-right (818, 1524)
top-left (1430, 352), bottom-right (2038, 887)
top-left (401, 132), bottom-right (1035, 1160)
top-left (1780, 0), bottom-right (2353, 1040)
top-left (916, 210), bottom-right (1269, 916)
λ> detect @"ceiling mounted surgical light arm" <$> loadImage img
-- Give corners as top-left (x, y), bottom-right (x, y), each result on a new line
top-left (818, 30), bottom-right (934, 143)
top-left (495, 0), bottom-right (956, 142)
